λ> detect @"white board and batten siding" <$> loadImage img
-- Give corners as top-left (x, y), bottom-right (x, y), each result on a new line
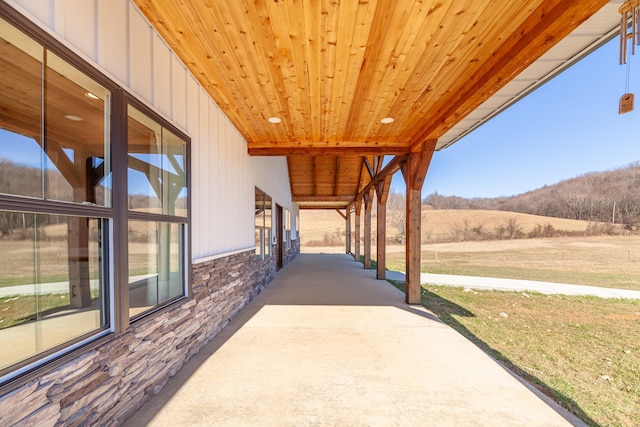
top-left (8, 0), bottom-right (299, 262)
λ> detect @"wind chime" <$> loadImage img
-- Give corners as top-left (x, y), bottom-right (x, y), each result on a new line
top-left (619, 0), bottom-right (640, 113)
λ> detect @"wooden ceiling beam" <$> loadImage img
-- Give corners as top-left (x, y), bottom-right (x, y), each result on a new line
top-left (335, 208), bottom-right (347, 220)
top-left (363, 157), bottom-right (375, 179)
top-left (293, 196), bottom-right (354, 203)
top-left (312, 157), bottom-right (318, 197)
top-left (334, 156), bottom-right (342, 196)
top-left (354, 155), bottom-right (406, 203)
top-left (247, 145), bottom-right (410, 156)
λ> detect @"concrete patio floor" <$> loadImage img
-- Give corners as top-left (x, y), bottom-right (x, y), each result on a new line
top-left (123, 253), bottom-right (583, 427)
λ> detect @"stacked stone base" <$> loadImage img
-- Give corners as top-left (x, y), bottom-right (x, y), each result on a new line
top-left (0, 247), bottom-right (295, 426)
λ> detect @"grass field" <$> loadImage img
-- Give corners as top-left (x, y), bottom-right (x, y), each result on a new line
top-left (388, 283), bottom-right (640, 427)
top-left (301, 209), bottom-right (640, 290)
top-left (300, 208), bottom-right (605, 246)
top-left (382, 235), bottom-right (640, 290)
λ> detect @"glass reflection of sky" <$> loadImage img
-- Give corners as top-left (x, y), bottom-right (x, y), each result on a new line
top-left (0, 129), bottom-right (43, 168)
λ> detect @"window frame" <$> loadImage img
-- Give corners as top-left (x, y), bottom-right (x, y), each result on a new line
top-left (285, 208), bottom-right (291, 249)
top-left (0, 4), bottom-right (192, 387)
top-left (0, 7), bottom-right (119, 384)
top-left (121, 95), bottom-right (192, 324)
top-left (254, 187), bottom-right (272, 260)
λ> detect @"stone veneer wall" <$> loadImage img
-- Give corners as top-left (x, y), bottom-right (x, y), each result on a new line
top-left (0, 248), bottom-right (290, 426)
top-left (285, 239), bottom-right (300, 265)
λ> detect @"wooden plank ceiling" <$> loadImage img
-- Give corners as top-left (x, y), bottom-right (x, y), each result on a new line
top-left (134, 0), bottom-right (610, 209)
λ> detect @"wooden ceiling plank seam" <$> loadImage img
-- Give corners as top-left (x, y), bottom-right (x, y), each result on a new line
top-left (217, 1), bottom-right (278, 138)
top-left (283, 0), bottom-right (315, 142)
top-left (410, 0), bottom-right (609, 144)
top-left (408, 0), bottom-right (578, 138)
top-left (302, 0), bottom-right (323, 141)
top-left (326, 0), bottom-right (358, 140)
top-left (399, 0), bottom-right (539, 134)
top-left (351, 0), bottom-right (455, 140)
top-left (389, 0), bottom-right (509, 137)
top-left (362, 0), bottom-right (471, 140)
top-left (329, 0), bottom-right (377, 141)
top-left (245, 1), bottom-right (297, 141)
top-left (137, 1), bottom-right (262, 141)
top-left (177, 2), bottom-right (265, 140)
top-left (382, 0), bottom-right (503, 136)
top-left (338, 0), bottom-right (388, 139)
top-left (262, 0), bottom-right (306, 141)
top-left (320, 0), bottom-right (339, 142)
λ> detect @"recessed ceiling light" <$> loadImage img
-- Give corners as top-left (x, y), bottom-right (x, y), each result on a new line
top-left (380, 117), bottom-right (394, 124)
top-left (85, 92), bottom-right (99, 100)
top-left (64, 115), bottom-right (84, 122)
top-left (268, 117), bottom-right (282, 124)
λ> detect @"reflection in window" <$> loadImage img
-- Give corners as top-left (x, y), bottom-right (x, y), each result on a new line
top-left (285, 209), bottom-right (291, 249)
top-left (255, 188), bottom-right (272, 260)
top-left (0, 211), bottom-right (107, 371)
top-left (0, 19), bottom-right (111, 205)
top-left (128, 221), bottom-right (184, 318)
top-left (127, 107), bottom-right (187, 216)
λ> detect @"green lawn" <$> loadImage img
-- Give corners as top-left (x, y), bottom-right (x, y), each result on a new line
top-left (389, 281), bottom-right (640, 427)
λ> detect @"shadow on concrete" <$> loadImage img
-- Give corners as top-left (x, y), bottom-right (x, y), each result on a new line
top-left (400, 283), bottom-right (598, 427)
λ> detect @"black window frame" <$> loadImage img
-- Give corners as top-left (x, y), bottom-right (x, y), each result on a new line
top-left (0, 3), bottom-right (192, 388)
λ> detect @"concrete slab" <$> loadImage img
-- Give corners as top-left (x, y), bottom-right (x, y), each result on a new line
top-left (124, 254), bottom-right (583, 427)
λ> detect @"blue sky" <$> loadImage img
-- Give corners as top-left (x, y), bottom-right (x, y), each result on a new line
top-left (391, 37), bottom-right (640, 199)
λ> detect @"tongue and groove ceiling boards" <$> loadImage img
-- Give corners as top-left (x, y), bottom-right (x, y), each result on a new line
top-left (133, 0), bottom-right (620, 209)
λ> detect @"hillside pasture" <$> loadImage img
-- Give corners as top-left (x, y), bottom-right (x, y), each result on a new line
top-left (300, 208), bottom-right (615, 247)
top-left (300, 209), bottom-right (640, 290)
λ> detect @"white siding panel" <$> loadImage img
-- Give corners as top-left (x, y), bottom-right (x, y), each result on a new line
top-left (213, 106), bottom-right (224, 252)
top-left (97, 0), bottom-right (128, 84)
top-left (10, 0), bottom-right (53, 28)
top-left (186, 76), bottom-right (199, 135)
top-left (172, 56), bottom-right (187, 129)
top-left (129, 4), bottom-right (152, 103)
top-left (152, 33), bottom-right (171, 117)
top-left (194, 91), bottom-right (211, 259)
top-left (8, 0), bottom-right (295, 260)
top-left (60, 0), bottom-right (96, 61)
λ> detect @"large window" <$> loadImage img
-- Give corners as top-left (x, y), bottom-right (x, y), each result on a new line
top-left (0, 15), bottom-right (111, 376)
top-left (255, 188), bottom-right (272, 260)
top-left (0, 12), bottom-right (190, 383)
top-left (285, 209), bottom-right (291, 249)
top-left (127, 106), bottom-right (188, 319)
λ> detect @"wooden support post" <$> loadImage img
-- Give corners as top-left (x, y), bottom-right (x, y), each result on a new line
top-left (363, 190), bottom-right (373, 269)
top-left (68, 152), bottom-right (92, 308)
top-left (354, 199), bottom-right (362, 262)
top-left (376, 175), bottom-right (392, 280)
top-left (346, 208), bottom-right (352, 255)
top-left (401, 140), bottom-right (436, 304)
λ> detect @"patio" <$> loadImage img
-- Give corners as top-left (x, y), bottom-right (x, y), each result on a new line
top-left (123, 254), bottom-right (581, 426)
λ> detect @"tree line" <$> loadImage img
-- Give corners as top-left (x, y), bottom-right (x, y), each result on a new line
top-left (423, 162), bottom-right (640, 227)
